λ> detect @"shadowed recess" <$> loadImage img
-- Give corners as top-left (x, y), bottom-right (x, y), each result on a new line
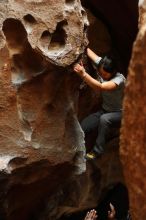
top-left (2, 18), bottom-right (47, 85)
top-left (48, 20), bottom-right (67, 53)
top-left (65, 0), bottom-right (75, 6)
top-left (23, 14), bottom-right (37, 25)
top-left (40, 30), bottom-right (52, 50)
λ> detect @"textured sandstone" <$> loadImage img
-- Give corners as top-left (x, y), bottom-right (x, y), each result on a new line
top-left (0, 0), bottom-right (88, 166)
top-left (0, 1), bottom-right (88, 219)
top-left (120, 2), bottom-right (146, 219)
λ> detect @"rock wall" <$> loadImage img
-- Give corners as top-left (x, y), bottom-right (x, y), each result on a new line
top-left (0, 1), bottom-right (88, 219)
top-left (120, 1), bottom-right (146, 219)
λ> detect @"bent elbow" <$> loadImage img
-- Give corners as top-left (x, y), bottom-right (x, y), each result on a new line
top-left (100, 84), bottom-right (106, 91)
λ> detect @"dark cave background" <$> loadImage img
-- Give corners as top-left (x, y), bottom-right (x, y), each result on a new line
top-left (81, 0), bottom-right (138, 73)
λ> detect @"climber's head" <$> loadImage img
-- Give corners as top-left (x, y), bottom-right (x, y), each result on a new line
top-left (98, 56), bottom-right (117, 80)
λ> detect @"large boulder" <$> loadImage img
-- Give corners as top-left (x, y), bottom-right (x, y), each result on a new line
top-left (0, 1), bottom-right (88, 219)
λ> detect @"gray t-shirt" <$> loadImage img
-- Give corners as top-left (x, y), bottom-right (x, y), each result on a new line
top-left (95, 57), bottom-right (126, 112)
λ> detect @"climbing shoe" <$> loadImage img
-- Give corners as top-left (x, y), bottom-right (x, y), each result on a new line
top-left (86, 151), bottom-right (97, 160)
top-left (86, 150), bottom-right (103, 160)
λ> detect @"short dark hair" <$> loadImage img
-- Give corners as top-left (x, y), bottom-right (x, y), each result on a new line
top-left (98, 55), bottom-right (117, 76)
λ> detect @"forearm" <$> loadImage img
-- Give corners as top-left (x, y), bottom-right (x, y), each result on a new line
top-left (74, 63), bottom-right (117, 91)
top-left (87, 48), bottom-right (101, 63)
top-left (79, 71), bottom-right (102, 92)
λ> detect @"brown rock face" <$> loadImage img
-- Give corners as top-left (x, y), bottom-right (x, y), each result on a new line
top-left (0, 1), bottom-right (88, 219)
top-left (120, 2), bottom-right (146, 219)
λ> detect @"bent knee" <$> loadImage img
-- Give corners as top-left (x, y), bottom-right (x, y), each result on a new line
top-left (99, 115), bottom-right (111, 125)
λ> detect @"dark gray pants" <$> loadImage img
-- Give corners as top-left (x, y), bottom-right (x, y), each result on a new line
top-left (81, 110), bottom-right (122, 154)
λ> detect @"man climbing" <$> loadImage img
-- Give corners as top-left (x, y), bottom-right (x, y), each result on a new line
top-left (74, 48), bottom-right (126, 159)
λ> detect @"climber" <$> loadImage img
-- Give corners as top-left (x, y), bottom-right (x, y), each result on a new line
top-left (74, 48), bottom-right (126, 159)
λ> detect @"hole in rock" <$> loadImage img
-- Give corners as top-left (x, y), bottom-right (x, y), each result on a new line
top-left (2, 18), bottom-right (27, 52)
top-left (81, 9), bottom-right (86, 16)
top-left (42, 30), bottom-right (51, 39)
top-left (65, 0), bottom-right (75, 6)
top-left (8, 157), bottom-right (28, 169)
top-left (23, 14), bottom-right (36, 24)
top-left (40, 30), bottom-right (51, 49)
top-left (83, 24), bottom-right (88, 32)
top-left (23, 14), bottom-right (37, 33)
top-left (48, 20), bottom-right (67, 53)
top-left (2, 18), bottom-right (48, 84)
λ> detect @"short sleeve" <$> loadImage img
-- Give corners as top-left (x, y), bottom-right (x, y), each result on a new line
top-left (94, 57), bottom-right (102, 66)
top-left (111, 73), bottom-right (126, 86)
